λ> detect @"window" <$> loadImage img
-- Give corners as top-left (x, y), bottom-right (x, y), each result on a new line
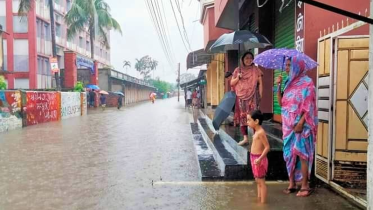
top-left (86, 41), bottom-right (90, 51)
top-left (37, 57), bottom-right (42, 74)
top-left (13, 39), bottom-right (29, 72)
top-left (12, 0), bottom-right (20, 13)
top-left (55, 13), bottom-right (62, 23)
top-left (13, 16), bottom-right (28, 33)
top-left (15, 78), bottom-right (29, 89)
top-left (44, 23), bottom-right (50, 41)
top-left (57, 55), bottom-right (64, 69)
top-left (79, 37), bottom-right (84, 48)
top-left (44, 58), bottom-right (50, 75)
top-left (66, 0), bottom-right (72, 11)
top-left (0, 1), bottom-right (6, 31)
top-left (36, 20), bottom-right (42, 38)
top-left (56, 23), bottom-right (61, 37)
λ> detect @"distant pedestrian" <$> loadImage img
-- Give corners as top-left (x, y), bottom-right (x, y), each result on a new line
top-left (149, 92), bottom-right (156, 104)
top-left (247, 110), bottom-right (270, 204)
top-left (117, 95), bottom-right (123, 110)
top-left (89, 89), bottom-right (95, 108)
top-left (192, 89), bottom-right (198, 108)
top-left (186, 89), bottom-right (192, 108)
top-left (196, 90), bottom-right (201, 108)
top-left (100, 94), bottom-right (106, 111)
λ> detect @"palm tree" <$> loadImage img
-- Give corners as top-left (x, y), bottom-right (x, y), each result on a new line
top-left (64, 0), bottom-right (122, 59)
top-left (18, 0), bottom-right (60, 89)
top-left (149, 60), bottom-right (158, 80)
top-left (134, 58), bottom-right (144, 78)
top-left (123, 60), bottom-right (131, 74)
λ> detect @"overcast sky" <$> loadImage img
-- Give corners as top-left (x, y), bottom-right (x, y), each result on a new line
top-left (105, 0), bottom-right (204, 84)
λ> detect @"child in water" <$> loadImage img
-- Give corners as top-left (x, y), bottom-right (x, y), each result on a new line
top-left (247, 110), bottom-right (270, 204)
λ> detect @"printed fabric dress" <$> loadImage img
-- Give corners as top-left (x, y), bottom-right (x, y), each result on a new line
top-left (281, 58), bottom-right (318, 181)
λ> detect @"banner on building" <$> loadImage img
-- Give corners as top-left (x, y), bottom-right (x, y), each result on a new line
top-left (50, 57), bottom-right (59, 73)
top-left (76, 55), bottom-right (94, 74)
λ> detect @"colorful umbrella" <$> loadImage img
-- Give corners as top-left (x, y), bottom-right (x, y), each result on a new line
top-left (86, 84), bottom-right (100, 90)
top-left (253, 48), bottom-right (318, 71)
top-left (209, 30), bottom-right (272, 53)
top-left (99, 90), bottom-right (109, 95)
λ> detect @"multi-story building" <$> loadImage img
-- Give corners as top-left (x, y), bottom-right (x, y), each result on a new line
top-left (0, 0), bottom-right (111, 89)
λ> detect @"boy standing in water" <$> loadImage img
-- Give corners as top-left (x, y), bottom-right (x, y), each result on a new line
top-left (247, 110), bottom-right (270, 204)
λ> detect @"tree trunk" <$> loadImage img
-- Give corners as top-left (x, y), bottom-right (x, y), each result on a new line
top-left (49, 0), bottom-right (59, 90)
top-left (90, 25), bottom-right (95, 60)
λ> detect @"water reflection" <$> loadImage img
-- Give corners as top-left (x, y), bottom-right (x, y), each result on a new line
top-left (0, 98), bottom-right (358, 210)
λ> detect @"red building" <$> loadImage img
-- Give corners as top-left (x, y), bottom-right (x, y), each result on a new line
top-left (0, 0), bottom-right (111, 89)
top-left (208, 0), bottom-right (370, 206)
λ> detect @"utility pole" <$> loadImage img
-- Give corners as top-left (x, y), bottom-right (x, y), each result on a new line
top-left (49, 0), bottom-right (60, 90)
top-left (368, 2), bottom-right (373, 209)
top-left (177, 63), bottom-right (180, 102)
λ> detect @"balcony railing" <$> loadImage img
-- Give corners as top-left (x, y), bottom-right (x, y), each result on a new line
top-left (109, 70), bottom-right (154, 88)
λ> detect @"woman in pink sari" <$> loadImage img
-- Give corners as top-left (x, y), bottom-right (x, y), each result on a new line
top-left (231, 52), bottom-right (263, 146)
top-left (276, 57), bottom-right (317, 197)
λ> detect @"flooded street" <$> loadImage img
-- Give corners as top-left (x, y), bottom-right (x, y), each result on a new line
top-left (0, 98), bottom-right (359, 210)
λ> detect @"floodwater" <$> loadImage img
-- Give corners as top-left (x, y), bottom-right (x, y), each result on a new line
top-left (0, 98), bottom-right (359, 210)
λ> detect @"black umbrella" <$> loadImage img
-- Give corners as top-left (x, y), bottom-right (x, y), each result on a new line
top-left (209, 30), bottom-right (272, 53)
top-left (212, 91), bottom-right (236, 131)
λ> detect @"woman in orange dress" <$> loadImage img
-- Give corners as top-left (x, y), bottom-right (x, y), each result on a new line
top-left (231, 52), bottom-right (263, 146)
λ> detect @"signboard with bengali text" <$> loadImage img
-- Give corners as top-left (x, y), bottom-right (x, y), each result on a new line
top-left (295, 0), bottom-right (305, 52)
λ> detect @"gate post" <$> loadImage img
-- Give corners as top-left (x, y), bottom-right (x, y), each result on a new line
top-left (64, 51), bottom-right (77, 88)
top-left (367, 1), bottom-right (373, 208)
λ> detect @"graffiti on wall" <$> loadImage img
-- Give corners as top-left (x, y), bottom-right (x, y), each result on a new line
top-left (0, 91), bottom-right (22, 132)
top-left (25, 92), bottom-right (60, 126)
top-left (81, 92), bottom-right (87, 116)
top-left (61, 92), bottom-right (81, 119)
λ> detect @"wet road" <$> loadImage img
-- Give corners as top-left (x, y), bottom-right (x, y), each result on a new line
top-left (0, 98), bottom-right (359, 210)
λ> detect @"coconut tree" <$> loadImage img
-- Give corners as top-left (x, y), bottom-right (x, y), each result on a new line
top-left (18, 0), bottom-right (60, 89)
top-left (149, 60), bottom-right (158, 80)
top-left (134, 58), bottom-right (145, 78)
top-left (123, 60), bottom-right (131, 74)
top-left (64, 0), bottom-right (122, 59)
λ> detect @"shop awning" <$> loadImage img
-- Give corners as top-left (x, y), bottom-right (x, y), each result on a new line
top-left (186, 49), bottom-right (213, 69)
top-left (180, 75), bottom-right (206, 89)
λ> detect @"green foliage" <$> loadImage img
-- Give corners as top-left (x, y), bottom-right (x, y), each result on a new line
top-left (74, 81), bottom-right (84, 92)
top-left (64, 0), bottom-right (122, 59)
top-left (150, 79), bottom-right (175, 94)
top-left (134, 56), bottom-right (158, 81)
top-left (0, 76), bottom-right (7, 90)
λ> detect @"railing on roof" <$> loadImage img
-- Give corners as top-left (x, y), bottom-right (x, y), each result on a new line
top-left (109, 69), bottom-right (155, 88)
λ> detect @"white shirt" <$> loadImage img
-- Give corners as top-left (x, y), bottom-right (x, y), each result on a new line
top-left (186, 91), bottom-right (192, 99)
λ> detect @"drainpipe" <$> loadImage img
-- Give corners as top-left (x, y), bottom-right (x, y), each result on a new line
top-left (368, 1), bottom-right (373, 209)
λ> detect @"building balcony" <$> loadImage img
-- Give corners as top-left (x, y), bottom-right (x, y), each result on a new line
top-left (199, 0), bottom-right (214, 24)
top-left (202, 6), bottom-right (232, 50)
top-left (214, 0), bottom-right (239, 30)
